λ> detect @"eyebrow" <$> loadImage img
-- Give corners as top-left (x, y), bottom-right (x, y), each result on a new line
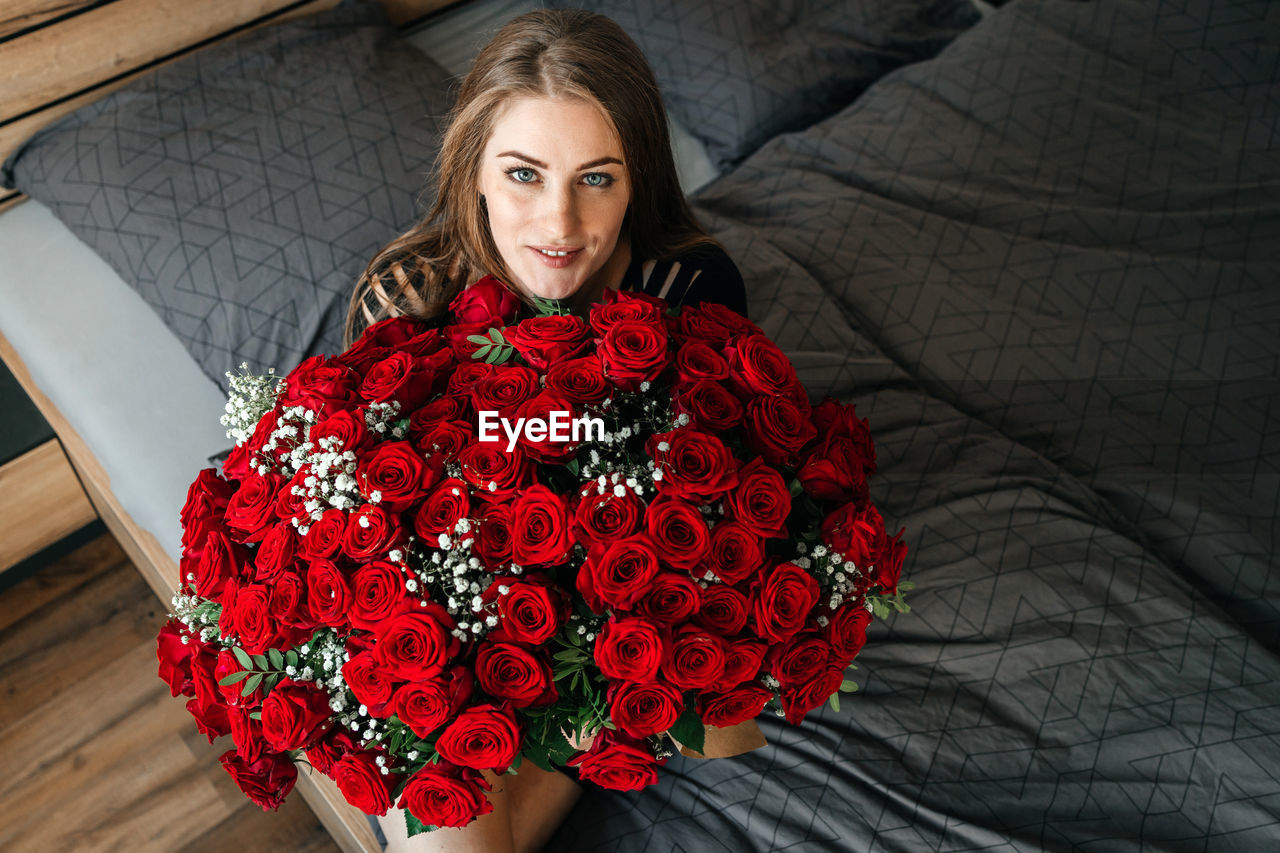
top-left (496, 151), bottom-right (623, 170)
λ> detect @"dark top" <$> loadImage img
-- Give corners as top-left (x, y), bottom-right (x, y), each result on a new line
top-left (618, 242), bottom-right (749, 320)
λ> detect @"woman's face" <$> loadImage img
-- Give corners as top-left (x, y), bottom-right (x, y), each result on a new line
top-left (477, 95), bottom-right (632, 303)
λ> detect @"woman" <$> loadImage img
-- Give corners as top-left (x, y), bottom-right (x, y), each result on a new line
top-left (342, 8), bottom-right (747, 351)
top-left (348, 8), bottom-right (749, 852)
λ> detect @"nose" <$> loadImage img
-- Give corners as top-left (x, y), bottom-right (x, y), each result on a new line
top-left (539, 181), bottom-right (580, 241)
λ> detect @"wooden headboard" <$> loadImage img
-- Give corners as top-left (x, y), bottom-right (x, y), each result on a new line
top-left (0, 3), bottom-right (470, 851)
top-left (0, 0), bottom-right (463, 215)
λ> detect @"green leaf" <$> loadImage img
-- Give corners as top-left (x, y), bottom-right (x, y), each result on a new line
top-left (566, 458), bottom-right (580, 476)
top-left (489, 327), bottom-right (506, 344)
top-left (218, 670), bottom-right (252, 686)
top-left (840, 679), bottom-right (858, 693)
top-left (268, 649), bottom-right (285, 670)
top-left (471, 344), bottom-right (492, 360)
top-left (250, 653), bottom-right (268, 669)
top-left (232, 646), bottom-right (253, 670)
top-left (898, 581), bottom-right (916, 592)
top-left (668, 706), bottom-right (705, 755)
top-left (466, 334), bottom-right (492, 346)
top-left (249, 711), bottom-right (262, 721)
top-left (523, 742), bottom-right (554, 773)
top-left (485, 347), bottom-right (502, 365)
top-left (241, 672), bottom-right (263, 697)
top-left (828, 692), bottom-right (841, 713)
top-left (285, 650), bottom-right (299, 668)
top-left (404, 810), bottom-right (437, 838)
top-left (788, 477), bottom-right (804, 497)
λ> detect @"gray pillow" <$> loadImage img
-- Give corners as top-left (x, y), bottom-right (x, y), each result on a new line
top-left (575, 0), bottom-right (983, 173)
top-left (1, 0), bottom-right (454, 394)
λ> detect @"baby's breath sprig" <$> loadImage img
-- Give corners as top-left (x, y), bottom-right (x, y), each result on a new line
top-left (220, 362), bottom-right (284, 445)
top-left (793, 540), bottom-right (864, 612)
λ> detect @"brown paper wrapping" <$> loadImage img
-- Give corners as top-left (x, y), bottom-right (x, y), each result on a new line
top-left (668, 717), bottom-right (767, 759)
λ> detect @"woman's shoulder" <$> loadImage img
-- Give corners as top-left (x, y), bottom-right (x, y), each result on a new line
top-left (624, 241), bottom-right (748, 319)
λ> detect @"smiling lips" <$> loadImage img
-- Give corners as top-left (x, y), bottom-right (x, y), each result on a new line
top-left (530, 245), bottom-right (583, 268)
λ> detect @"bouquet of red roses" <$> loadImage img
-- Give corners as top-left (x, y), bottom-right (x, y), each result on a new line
top-left (157, 275), bottom-right (910, 835)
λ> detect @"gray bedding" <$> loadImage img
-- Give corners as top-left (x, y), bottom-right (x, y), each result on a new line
top-left (550, 0), bottom-right (1280, 849)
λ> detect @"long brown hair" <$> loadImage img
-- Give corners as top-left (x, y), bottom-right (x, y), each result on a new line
top-left (342, 8), bottom-right (720, 349)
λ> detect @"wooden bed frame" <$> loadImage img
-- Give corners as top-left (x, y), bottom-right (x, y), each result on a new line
top-left (0, 2), bottom-right (467, 850)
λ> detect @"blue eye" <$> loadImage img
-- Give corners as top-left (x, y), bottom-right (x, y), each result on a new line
top-left (583, 173), bottom-right (613, 187)
top-left (507, 167), bottom-right (537, 183)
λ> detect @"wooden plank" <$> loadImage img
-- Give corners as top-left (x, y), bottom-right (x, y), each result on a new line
top-left (0, 192), bottom-right (25, 214)
top-left (0, 0), bottom-right (99, 41)
top-left (0, 332), bottom-right (382, 852)
top-left (0, 0), bottom-right (335, 124)
top-left (0, 438), bottom-right (98, 570)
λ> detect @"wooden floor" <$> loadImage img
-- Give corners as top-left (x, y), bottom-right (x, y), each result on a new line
top-left (0, 532), bottom-right (341, 853)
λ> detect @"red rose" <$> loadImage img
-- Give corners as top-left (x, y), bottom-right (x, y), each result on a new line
top-left (750, 562), bottom-right (820, 643)
top-left (607, 681), bottom-right (683, 738)
top-left (374, 607), bottom-right (460, 682)
top-left (449, 274), bottom-right (521, 326)
top-left (335, 752), bottom-right (400, 816)
top-left (567, 729), bottom-right (665, 791)
top-left (398, 763), bottom-right (494, 829)
top-left (475, 642), bottom-right (556, 708)
top-left (707, 520), bottom-right (765, 585)
top-left (274, 465), bottom-right (312, 528)
top-left (306, 730), bottom-right (363, 779)
top-left (434, 703), bottom-right (522, 772)
top-left (660, 626), bottom-right (727, 691)
top-left (821, 502), bottom-right (887, 571)
top-left (504, 314), bottom-right (591, 369)
top-left (413, 419), bottom-right (473, 462)
top-left (812, 397), bottom-right (877, 476)
top-left (219, 749), bottom-right (298, 811)
top-left (412, 393), bottom-right (469, 427)
top-left (646, 429), bottom-right (740, 504)
top-left (221, 406), bottom-right (282, 483)
top-left (577, 534), bottom-right (661, 612)
top-left (394, 666), bottom-right (473, 738)
top-left (193, 528), bottom-right (245, 601)
top-left (715, 640), bottom-right (768, 692)
top-left (694, 584), bottom-right (750, 636)
top-left (413, 477), bottom-right (472, 539)
top-left (673, 340), bottom-right (730, 387)
top-left (214, 646), bottom-right (255, 708)
top-left (253, 523), bottom-right (297, 583)
top-left (187, 656), bottom-right (232, 742)
top-left (634, 571), bottom-right (702, 624)
top-left (280, 356), bottom-right (361, 418)
top-left (306, 558), bottom-right (352, 630)
top-left (446, 359), bottom-right (494, 396)
top-left (724, 333), bottom-right (803, 401)
top-left (874, 527), bottom-right (908, 596)
top-left (343, 650), bottom-right (397, 718)
top-left (597, 318), bottom-right (671, 391)
top-left (589, 287), bottom-right (666, 337)
top-left (678, 301), bottom-right (757, 344)
top-left (725, 456), bottom-right (791, 539)
top-left (228, 704), bottom-right (265, 764)
top-left (766, 633), bottom-right (832, 687)
top-left (181, 468), bottom-right (234, 546)
top-left (457, 441), bottom-right (533, 498)
top-left (697, 685), bottom-right (771, 728)
top-left (224, 471), bottom-right (283, 544)
top-left (157, 619), bottom-right (196, 697)
top-left (472, 498), bottom-right (514, 569)
top-left (350, 560), bottom-right (408, 632)
top-left (573, 483), bottom-right (644, 543)
top-left (511, 390), bottom-right (583, 463)
top-left (824, 602), bottom-right (873, 661)
top-left (343, 503), bottom-right (404, 562)
top-left (471, 364), bottom-right (540, 418)
top-left (674, 379), bottom-right (745, 433)
top-left (310, 409), bottom-right (374, 458)
top-left (780, 665), bottom-right (843, 725)
top-left (644, 497), bottom-right (711, 574)
top-left (545, 354), bottom-right (610, 405)
top-left (260, 678), bottom-right (334, 751)
top-left (445, 319), bottom-right (495, 361)
top-left (359, 350), bottom-right (437, 409)
top-left (357, 441), bottom-right (438, 511)
top-left (268, 571), bottom-right (314, 639)
top-left (797, 434), bottom-right (872, 505)
top-left (298, 507), bottom-right (346, 560)
top-left (593, 616), bottom-right (668, 681)
top-left (742, 396), bottom-right (817, 468)
top-left (491, 575), bottom-right (568, 645)
top-left (227, 582), bottom-right (276, 654)
top-left (511, 484), bottom-right (573, 567)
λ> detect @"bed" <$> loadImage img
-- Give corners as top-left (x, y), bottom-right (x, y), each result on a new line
top-left (2, 0), bottom-right (1277, 851)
